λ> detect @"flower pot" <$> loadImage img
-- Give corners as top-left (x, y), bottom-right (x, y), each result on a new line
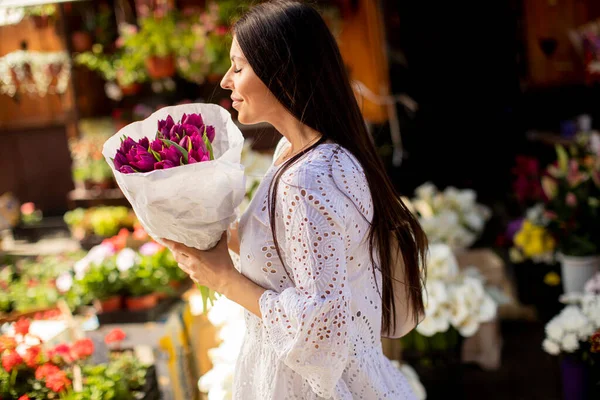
top-left (71, 31), bottom-right (93, 52)
top-left (558, 254), bottom-right (600, 294)
top-left (31, 15), bottom-right (51, 29)
top-left (145, 55), bottom-right (175, 79)
top-left (561, 357), bottom-right (590, 400)
top-left (125, 293), bottom-right (160, 311)
top-left (99, 295), bottom-right (123, 313)
top-left (119, 82), bottom-right (142, 96)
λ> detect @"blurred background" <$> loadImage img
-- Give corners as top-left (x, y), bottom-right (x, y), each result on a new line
top-left (1, 0), bottom-right (600, 399)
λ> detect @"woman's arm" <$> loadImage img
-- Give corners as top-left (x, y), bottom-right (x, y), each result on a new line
top-left (228, 220), bottom-right (240, 255)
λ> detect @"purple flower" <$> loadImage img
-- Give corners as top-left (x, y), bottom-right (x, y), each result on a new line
top-left (180, 136), bottom-right (192, 152)
top-left (190, 149), bottom-right (209, 163)
top-left (190, 132), bottom-right (206, 152)
top-left (154, 160), bottom-right (177, 170)
top-left (138, 137), bottom-right (150, 150)
top-left (126, 145), bottom-right (155, 172)
top-left (160, 146), bottom-right (183, 165)
top-left (113, 150), bottom-right (128, 170)
top-left (120, 137), bottom-right (136, 153)
top-left (182, 124), bottom-right (200, 137)
top-left (150, 139), bottom-right (163, 153)
top-left (119, 165), bottom-right (136, 174)
top-left (157, 115), bottom-right (175, 138)
top-left (169, 124), bottom-right (186, 141)
top-left (181, 113), bottom-right (204, 129)
top-left (139, 241), bottom-right (163, 256)
top-left (205, 125), bottom-right (215, 142)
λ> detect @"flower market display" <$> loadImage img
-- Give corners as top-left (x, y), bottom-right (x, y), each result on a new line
top-left (408, 182), bottom-right (492, 250)
top-left (0, 321), bottom-right (152, 399)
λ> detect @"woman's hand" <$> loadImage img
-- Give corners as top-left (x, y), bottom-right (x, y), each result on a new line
top-left (162, 232), bottom-right (237, 294)
top-left (162, 232), bottom-right (267, 317)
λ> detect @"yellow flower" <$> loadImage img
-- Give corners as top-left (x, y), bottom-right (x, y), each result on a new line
top-left (544, 272), bottom-right (561, 286)
top-left (513, 220), bottom-right (556, 258)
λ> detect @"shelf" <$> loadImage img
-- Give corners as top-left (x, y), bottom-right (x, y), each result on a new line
top-left (67, 188), bottom-right (125, 201)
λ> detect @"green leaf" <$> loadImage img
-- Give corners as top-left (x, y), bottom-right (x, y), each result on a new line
top-left (160, 139), bottom-right (189, 164)
top-left (203, 126), bottom-right (214, 160)
top-left (149, 148), bottom-right (161, 162)
top-left (556, 145), bottom-right (569, 173)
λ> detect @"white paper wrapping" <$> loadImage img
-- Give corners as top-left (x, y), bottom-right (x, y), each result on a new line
top-left (102, 103), bottom-right (246, 250)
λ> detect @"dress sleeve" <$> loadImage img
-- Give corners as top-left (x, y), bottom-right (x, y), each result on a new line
top-left (259, 167), bottom-right (351, 398)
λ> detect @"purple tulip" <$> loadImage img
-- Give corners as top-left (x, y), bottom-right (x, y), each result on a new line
top-left (182, 124), bottom-right (200, 137)
top-left (190, 132), bottom-right (206, 152)
top-left (154, 160), bottom-right (176, 170)
top-left (205, 125), bottom-right (215, 142)
top-left (180, 136), bottom-right (192, 152)
top-left (181, 113), bottom-right (204, 129)
top-left (113, 149), bottom-right (128, 170)
top-left (169, 124), bottom-right (186, 141)
top-left (126, 145), bottom-right (155, 172)
top-left (160, 146), bottom-right (183, 165)
top-left (138, 137), bottom-right (150, 150)
top-left (120, 137), bottom-right (136, 154)
top-left (150, 139), bottom-right (164, 153)
top-left (157, 115), bottom-right (175, 138)
top-left (119, 165), bottom-right (136, 174)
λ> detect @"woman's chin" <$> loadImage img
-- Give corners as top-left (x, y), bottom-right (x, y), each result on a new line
top-left (236, 111), bottom-right (258, 125)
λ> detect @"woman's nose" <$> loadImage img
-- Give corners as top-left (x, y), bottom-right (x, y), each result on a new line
top-left (220, 71), bottom-right (232, 90)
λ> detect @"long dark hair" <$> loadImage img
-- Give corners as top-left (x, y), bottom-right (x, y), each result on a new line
top-left (234, 0), bottom-right (427, 333)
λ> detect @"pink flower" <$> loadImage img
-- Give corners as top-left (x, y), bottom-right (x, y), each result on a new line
top-left (566, 192), bottom-right (577, 207)
top-left (20, 202), bottom-right (35, 215)
top-left (2, 350), bottom-right (23, 372)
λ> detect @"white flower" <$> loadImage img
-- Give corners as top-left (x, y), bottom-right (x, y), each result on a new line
top-left (56, 273), bottom-right (73, 293)
top-left (116, 248), bottom-right (138, 272)
top-left (463, 211), bottom-right (485, 232)
top-left (561, 333), bottom-right (580, 353)
top-left (73, 243), bottom-right (115, 279)
top-left (542, 339), bottom-right (561, 355)
top-left (427, 244), bottom-right (459, 280)
top-left (414, 182), bottom-right (437, 202)
top-left (455, 315), bottom-right (480, 337)
top-left (545, 319), bottom-right (564, 342)
top-left (104, 82), bottom-right (122, 101)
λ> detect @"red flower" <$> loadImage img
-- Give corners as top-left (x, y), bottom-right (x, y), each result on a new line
top-left (71, 338), bottom-right (94, 360)
top-left (590, 329), bottom-right (600, 353)
top-left (2, 350), bottom-right (23, 372)
top-left (23, 346), bottom-right (42, 368)
top-left (104, 328), bottom-right (126, 344)
top-left (47, 344), bottom-right (72, 363)
top-left (14, 318), bottom-right (30, 336)
top-left (45, 370), bottom-right (71, 393)
top-left (0, 336), bottom-right (17, 353)
top-left (35, 363), bottom-right (60, 380)
top-left (18, 395), bottom-right (30, 400)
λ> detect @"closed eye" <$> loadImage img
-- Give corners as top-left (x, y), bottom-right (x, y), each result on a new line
top-left (234, 68), bottom-right (242, 73)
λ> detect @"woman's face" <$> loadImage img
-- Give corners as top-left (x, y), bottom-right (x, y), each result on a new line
top-left (220, 37), bottom-right (282, 125)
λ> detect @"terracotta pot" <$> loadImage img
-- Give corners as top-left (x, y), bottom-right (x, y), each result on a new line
top-left (145, 55), bottom-right (175, 79)
top-left (99, 295), bottom-right (123, 313)
top-left (119, 82), bottom-right (141, 96)
top-left (31, 15), bottom-right (50, 29)
top-left (71, 31), bottom-right (93, 52)
top-left (125, 293), bottom-right (159, 311)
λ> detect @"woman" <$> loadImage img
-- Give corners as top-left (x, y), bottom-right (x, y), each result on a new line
top-left (165, 1), bottom-right (427, 398)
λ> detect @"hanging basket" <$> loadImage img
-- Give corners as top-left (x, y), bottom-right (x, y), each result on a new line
top-left (145, 55), bottom-right (175, 79)
top-left (558, 253), bottom-right (600, 294)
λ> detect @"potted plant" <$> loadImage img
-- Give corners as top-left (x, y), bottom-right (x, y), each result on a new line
top-left (123, 14), bottom-right (180, 79)
top-left (541, 144), bottom-right (600, 293)
top-left (122, 255), bottom-right (170, 311)
top-left (542, 277), bottom-right (600, 400)
top-left (76, 258), bottom-right (125, 313)
top-left (23, 4), bottom-right (56, 29)
top-left (508, 204), bottom-right (562, 318)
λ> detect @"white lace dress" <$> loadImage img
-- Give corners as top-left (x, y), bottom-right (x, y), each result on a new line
top-left (233, 138), bottom-right (417, 399)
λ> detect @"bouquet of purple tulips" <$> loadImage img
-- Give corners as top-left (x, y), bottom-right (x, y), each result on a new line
top-left (112, 112), bottom-right (216, 174)
top-left (102, 103), bottom-right (246, 253)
